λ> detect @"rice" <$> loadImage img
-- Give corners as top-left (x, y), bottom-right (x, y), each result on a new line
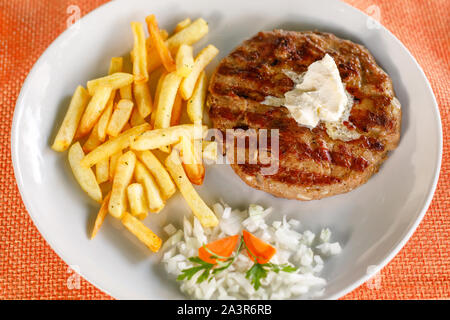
top-left (162, 203), bottom-right (341, 299)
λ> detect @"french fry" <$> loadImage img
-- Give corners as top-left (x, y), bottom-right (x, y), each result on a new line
top-left (147, 18), bottom-right (208, 73)
top-left (109, 57), bottom-right (133, 100)
top-left (133, 81), bottom-right (152, 118)
top-left (121, 122), bottom-right (131, 133)
top-left (87, 73), bottom-right (134, 95)
top-left (91, 192), bottom-right (111, 239)
top-left (174, 18), bottom-right (191, 33)
top-left (81, 123), bottom-right (150, 168)
top-left (52, 86), bottom-right (90, 152)
top-left (202, 140), bottom-right (218, 162)
top-left (131, 124), bottom-right (206, 151)
top-left (135, 161), bottom-right (164, 213)
top-left (145, 30), bottom-right (168, 70)
top-left (68, 142), bottom-right (102, 203)
top-left (192, 121), bottom-right (204, 170)
top-left (177, 135), bottom-right (205, 185)
top-left (154, 72), bottom-right (183, 129)
top-left (146, 14), bottom-right (176, 73)
top-left (121, 212), bottom-right (162, 252)
top-left (176, 135), bottom-right (200, 165)
top-left (96, 157), bottom-right (109, 184)
top-left (109, 149), bottom-right (122, 181)
top-left (180, 45), bottom-right (218, 100)
top-left (109, 57), bottom-right (124, 74)
top-left (97, 94), bottom-right (114, 142)
top-left (151, 71), bottom-right (167, 126)
top-left (130, 107), bottom-right (147, 127)
top-left (145, 29), bottom-right (169, 53)
top-left (153, 69), bottom-right (167, 104)
top-left (170, 92), bottom-right (183, 126)
top-left (127, 183), bottom-right (148, 220)
top-left (146, 51), bottom-right (161, 75)
top-left (109, 151), bottom-right (136, 218)
top-left (166, 18), bottom-right (209, 54)
top-left (106, 99), bottom-right (134, 137)
top-left (175, 44), bottom-right (194, 77)
top-left (131, 22), bottom-right (149, 83)
top-left (120, 83), bottom-right (133, 100)
top-left (96, 57), bottom-right (123, 141)
top-left (186, 71), bottom-right (207, 123)
top-left (160, 29), bottom-right (169, 40)
top-left (83, 122), bottom-right (102, 153)
top-left (165, 149), bottom-right (218, 227)
top-left (78, 86), bottom-right (113, 137)
top-left (136, 150), bottom-right (176, 200)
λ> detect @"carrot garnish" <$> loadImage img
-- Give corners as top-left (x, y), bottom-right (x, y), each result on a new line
top-left (242, 230), bottom-right (276, 264)
top-left (199, 235), bottom-right (240, 264)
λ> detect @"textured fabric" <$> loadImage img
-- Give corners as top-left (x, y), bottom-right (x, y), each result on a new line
top-left (0, 0), bottom-right (448, 300)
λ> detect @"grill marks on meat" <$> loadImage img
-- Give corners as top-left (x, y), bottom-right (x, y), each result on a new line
top-left (240, 164), bottom-right (342, 187)
top-left (207, 30), bottom-right (401, 200)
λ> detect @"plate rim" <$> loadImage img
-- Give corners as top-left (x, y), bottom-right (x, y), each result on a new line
top-left (10, 0), bottom-right (443, 300)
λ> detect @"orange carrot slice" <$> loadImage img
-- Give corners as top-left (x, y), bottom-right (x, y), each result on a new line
top-left (199, 235), bottom-right (240, 264)
top-left (146, 15), bottom-right (176, 72)
top-left (243, 230), bottom-right (276, 264)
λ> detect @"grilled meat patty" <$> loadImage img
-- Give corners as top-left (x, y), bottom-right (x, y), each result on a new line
top-left (207, 30), bottom-right (401, 200)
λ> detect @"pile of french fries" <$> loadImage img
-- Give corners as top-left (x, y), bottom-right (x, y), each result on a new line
top-left (51, 15), bottom-right (220, 253)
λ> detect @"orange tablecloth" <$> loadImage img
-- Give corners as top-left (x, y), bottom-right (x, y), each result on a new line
top-left (0, 0), bottom-right (448, 300)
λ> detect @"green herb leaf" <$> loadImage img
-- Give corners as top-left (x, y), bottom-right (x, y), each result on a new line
top-left (188, 256), bottom-right (213, 266)
top-left (177, 265), bottom-right (209, 281)
top-left (245, 264), bottom-right (268, 290)
top-left (281, 265), bottom-right (297, 273)
top-left (212, 260), bottom-right (233, 274)
top-left (266, 263), bottom-right (297, 274)
top-left (197, 268), bottom-right (212, 283)
top-left (245, 262), bottom-right (298, 290)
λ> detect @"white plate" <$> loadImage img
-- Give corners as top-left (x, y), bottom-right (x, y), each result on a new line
top-left (11, 0), bottom-right (442, 299)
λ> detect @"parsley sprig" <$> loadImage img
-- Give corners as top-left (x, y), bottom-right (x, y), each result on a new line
top-left (242, 239), bottom-right (297, 290)
top-left (176, 256), bottom-right (214, 283)
top-left (245, 262), bottom-right (297, 290)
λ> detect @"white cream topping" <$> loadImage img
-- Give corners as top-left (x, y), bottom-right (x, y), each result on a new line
top-left (262, 54), bottom-right (360, 141)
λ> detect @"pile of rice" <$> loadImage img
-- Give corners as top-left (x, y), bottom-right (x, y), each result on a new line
top-left (161, 203), bottom-right (342, 299)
